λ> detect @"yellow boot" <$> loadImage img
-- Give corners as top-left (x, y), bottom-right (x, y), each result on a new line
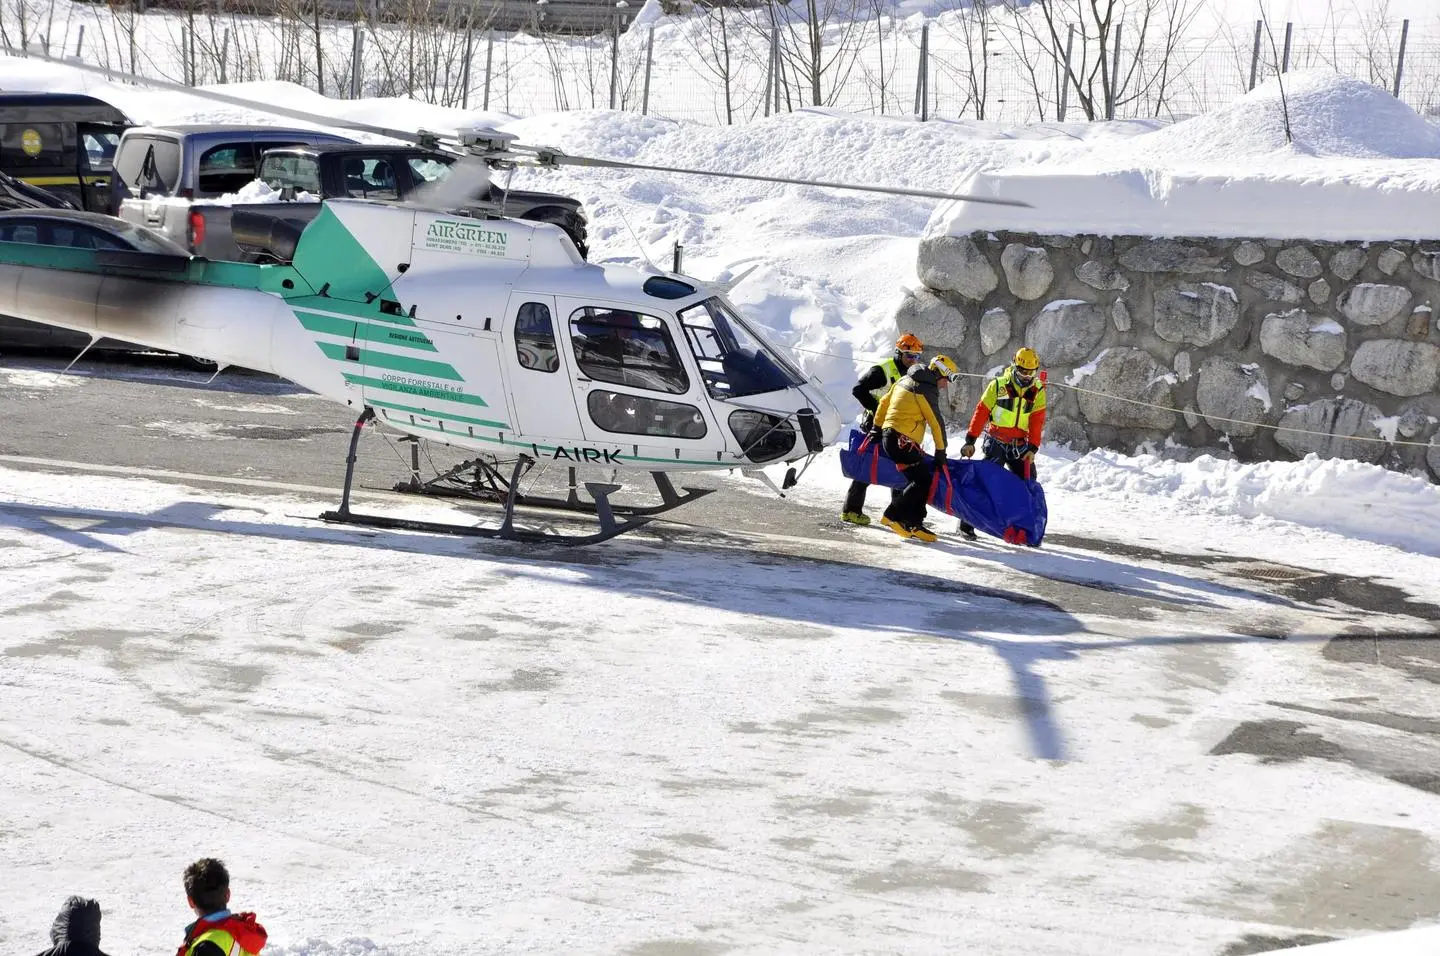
top-left (908, 523), bottom-right (939, 543)
top-left (880, 516), bottom-right (913, 539)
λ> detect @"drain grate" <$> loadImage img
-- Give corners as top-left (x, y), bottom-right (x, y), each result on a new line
top-left (1223, 561), bottom-right (1325, 583)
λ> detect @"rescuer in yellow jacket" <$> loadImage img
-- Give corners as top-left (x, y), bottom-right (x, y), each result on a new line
top-left (957, 346), bottom-right (1047, 540)
top-left (841, 332), bottom-right (924, 526)
top-left (872, 354), bottom-right (958, 542)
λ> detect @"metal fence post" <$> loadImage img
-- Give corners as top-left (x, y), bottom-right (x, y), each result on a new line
top-left (1248, 19), bottom-right (1262, 90)
top-left (1106, 22), bottom-right (1121, 120)
top-left (771, 28), bottom-right (781, 114)
top-left (1394, 19), bottom-right (1410, 97)
top-left (1281, 22), bottom-right (1292, 73)
top-left (349, 26), bottom-right (364, 98)
top-left (609, 5), bottom-right (623, 110)
top-left (1058, 23), bottom-right (1073, 121)
top-left (460, 26), bottom-right (474, 108)
top-left (483, 29), bottom-right (494, 110)
top-left (914, 22), bottom-right (929, 120)
top-left (74, 24), bottom-right (84, 58)
top-left (642, 25), bottom-right (654, 115)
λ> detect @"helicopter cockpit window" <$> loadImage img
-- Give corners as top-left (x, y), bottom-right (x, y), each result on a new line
top-left (569, 307), bottom-right (689, 396)
top-left (677, 297), bottom-right (805, 400)
top-left (587, 391), bottom-right (707, 440)
top-left (515, 302), bottom-right (559, 373)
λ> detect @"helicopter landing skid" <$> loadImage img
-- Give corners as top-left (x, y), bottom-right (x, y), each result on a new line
top-left (388, 438), bottom-right (715, 519)
top-left (317, 410), bottom-right (709, 545)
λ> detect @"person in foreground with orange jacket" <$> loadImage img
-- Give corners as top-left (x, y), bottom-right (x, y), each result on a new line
top-left (871, 354), bottom-right (960, 543)
top-left (957, 346), bottom-right (1047, 540)
top-left (175, 858), bottom-right (267, 956)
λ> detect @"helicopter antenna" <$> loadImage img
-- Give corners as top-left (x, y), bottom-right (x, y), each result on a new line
top-left (613, 207), bottom-right (660, 272)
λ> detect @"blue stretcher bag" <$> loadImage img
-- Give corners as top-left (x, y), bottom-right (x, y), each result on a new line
top-left (838, 427), bottom-right (1048, 546)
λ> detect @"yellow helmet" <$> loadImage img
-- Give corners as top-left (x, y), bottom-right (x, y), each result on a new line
top-left (929, 354), bottom-right (959, 382)
top-left (1013, 347), bottom-right (1040, 371)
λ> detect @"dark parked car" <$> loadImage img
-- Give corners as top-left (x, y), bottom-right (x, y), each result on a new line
top-left (0, 208), bottom-right (214, 366)
top-left (0, 167), bottom-right (75, 211)
top-left (0, 92), bottom-right (131, 212)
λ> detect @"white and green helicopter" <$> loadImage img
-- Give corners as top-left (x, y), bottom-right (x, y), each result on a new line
top-left (0, 56), bottom-right (1028, 543)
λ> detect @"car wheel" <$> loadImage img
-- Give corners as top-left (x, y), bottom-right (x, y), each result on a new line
top-left (182, 354), bottom-right (219, 372)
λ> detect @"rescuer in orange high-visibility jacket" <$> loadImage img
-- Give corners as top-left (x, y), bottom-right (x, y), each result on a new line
top-left (957, 347), bottom-right (1046, 540)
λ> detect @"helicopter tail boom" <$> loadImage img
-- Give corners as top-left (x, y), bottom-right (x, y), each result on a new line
top-left (0, 258), bottom-right (288, 375)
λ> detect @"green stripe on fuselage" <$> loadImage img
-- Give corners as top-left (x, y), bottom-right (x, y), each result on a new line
top-left (342, 373), bottom-right (490, 407)
top-left (368, 398), bottom-right (508, 430)
top-left (395, 419), bottom-right (724, 467)
top-left (318, 342), bottom-right (461, 380)
top-left (297, 311), bottom-right (436, 351)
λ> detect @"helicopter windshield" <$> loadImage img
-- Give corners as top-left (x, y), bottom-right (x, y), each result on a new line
top-left (677, 297), bottom-right (805, 401)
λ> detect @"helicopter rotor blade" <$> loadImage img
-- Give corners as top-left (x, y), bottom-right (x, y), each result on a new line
top-left (534, 152), bottom-right (1033, 208)
top-left (19, 44), bottom-right (1030, 208)
top-left (19, 46), bottom-right (428, 145)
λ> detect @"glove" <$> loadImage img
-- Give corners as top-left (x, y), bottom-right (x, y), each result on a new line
top-left (960, 441), bottom-right (976, 458)
top-left (859, 412), bottom-right (874, 432)
top-left (933, 448), bottom-right (947, 467)
top-left (1021, 443), bottom-right (1038, 461)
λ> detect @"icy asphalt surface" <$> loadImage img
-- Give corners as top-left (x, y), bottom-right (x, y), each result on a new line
top-left (1, 353), bottom-right (1438, 956)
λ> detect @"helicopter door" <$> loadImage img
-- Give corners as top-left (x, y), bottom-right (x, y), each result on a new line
top-left (501, 297), bottom-right (584, 443)
top-left (561, 304), bottom-right (718, 458)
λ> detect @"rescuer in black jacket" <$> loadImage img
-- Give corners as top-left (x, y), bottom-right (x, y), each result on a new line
top-left (840, 332), bottom-right (924, 525)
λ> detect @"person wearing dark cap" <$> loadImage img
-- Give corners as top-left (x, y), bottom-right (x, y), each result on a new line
top-left (35, 896), bottom-right (110, 956)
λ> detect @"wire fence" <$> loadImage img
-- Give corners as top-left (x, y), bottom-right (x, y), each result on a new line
top-left (4, 0), bottom-right (1439, 128)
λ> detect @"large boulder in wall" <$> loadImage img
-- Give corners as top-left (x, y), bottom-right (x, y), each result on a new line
top-left (1024, 299), bottom-right (1107, 367)
top-left (1275, 398), bottom-right (1387, 463)
top-left (893, 287), bottom-right (967, 351)
top-left (1075, 347), bottom-right (1178, 430)
top-left (917, 235), bottom-right (998, 300)
top-left (1196, 357), bottom-right (1272, 438)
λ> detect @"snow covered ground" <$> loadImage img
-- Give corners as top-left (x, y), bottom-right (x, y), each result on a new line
top-left (2, 430), bottom-right (1439, 955)
top-left (2, 39), bottom-right (1440, 956)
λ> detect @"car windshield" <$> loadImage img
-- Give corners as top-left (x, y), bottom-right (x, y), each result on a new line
top-left (677, 297), bottom-right (805, 400)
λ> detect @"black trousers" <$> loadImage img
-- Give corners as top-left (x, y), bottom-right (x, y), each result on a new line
top-left (843, 478), bottom-right (901, 514)
top-left (982, 435), bottom-right (1037, 480)
top-left (880, 430), bottom-right (931, 528)
top-left (960, 436), bottom-right (1035, 532)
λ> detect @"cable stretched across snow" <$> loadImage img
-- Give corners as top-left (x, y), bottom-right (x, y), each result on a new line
top-left (787, 343), bottom-right (1436, 449)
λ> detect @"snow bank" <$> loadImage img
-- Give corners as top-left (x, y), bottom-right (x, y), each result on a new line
top-left (1048, 449), bottom-right (1440, 557)
top-left (932, 71), bottom-right (1440, 241)
top-left (195, 179), bottom-right (320, 206)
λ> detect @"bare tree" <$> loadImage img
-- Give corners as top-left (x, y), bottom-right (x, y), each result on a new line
top-left (761, 0), bottom-right (870, 108)
top-left (998, 0), bottom-right (1204, 121)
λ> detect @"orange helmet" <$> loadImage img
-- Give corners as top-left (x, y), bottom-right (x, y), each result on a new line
top-left (895, 333), bottom-right (924, 355)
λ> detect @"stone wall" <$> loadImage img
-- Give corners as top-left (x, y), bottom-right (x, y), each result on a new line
top-left (898, 232), bottom-right (1440, 479)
